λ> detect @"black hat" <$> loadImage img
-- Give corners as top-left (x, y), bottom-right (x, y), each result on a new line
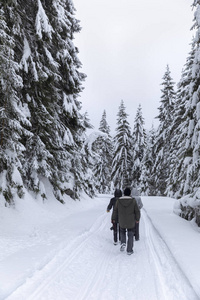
top-left (114, 189), bottom-right (122, 198)
top-left (124, 187), bottom-right (131, 196)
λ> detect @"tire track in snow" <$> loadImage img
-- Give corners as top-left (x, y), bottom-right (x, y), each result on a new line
top-left (142, 209), bottom-right (199, 300)
top-left (5, 212), bottom-right (113, 300)
top-left (5, 202), bottom-right (200, 300)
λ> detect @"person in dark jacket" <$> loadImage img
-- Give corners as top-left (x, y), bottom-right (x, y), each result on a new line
top-left (112, 187), bottom-right (140, 255)
top-left (107, 189), bottom-right (122, 245)
top-left (132, 187), bottom-right (143, 241)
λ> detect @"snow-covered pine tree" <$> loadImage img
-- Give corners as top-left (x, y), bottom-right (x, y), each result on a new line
top-left (140, 125), bottom-right (157, 195)
top-left (93, 110), bottom-right (113, 193)
top-left (0, 4), bottom-right (32, 205)
top-left (168, 2), bottom-right (200, 225)
top-left (111, 100), bottom-right (132, 190)
top-left (99, 110), bottom-right (111, 134)
top-left (70, 112), bottom-right (95, 199)
top-left (172, 1), bottom-right (200, 225)
top-left (131, 104), bottom-right (146, 187)
top-left (152, 65), bottom-right (176, 195)
top-left (21, 0), bottom-right (89, 201)
top-left (164, 3), bottom-right (200, 226)
top-left (166, 40), bottom-right (196, 199)
top-left (80, 126), bottom-right (112, 197)
top-left (0, 0), bottom-right (92, 203)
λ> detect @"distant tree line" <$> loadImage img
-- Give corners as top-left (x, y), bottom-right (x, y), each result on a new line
top-left (91, 0), bottom-right (200, 227)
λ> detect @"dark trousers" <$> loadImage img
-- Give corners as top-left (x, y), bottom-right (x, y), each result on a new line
top-left (113, 222), bottom-right (120, 243)
top-left (120, 227), bottom-right (134, 252)
top-left (135, 222), bottom-right (140, 240)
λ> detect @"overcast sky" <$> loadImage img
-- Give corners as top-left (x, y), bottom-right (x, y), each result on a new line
top-left (73, 0), bottom-right (194, 134)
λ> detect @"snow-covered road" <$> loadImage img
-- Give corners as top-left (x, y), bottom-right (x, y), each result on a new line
top-left (0, 195), bottom-right (199, 300)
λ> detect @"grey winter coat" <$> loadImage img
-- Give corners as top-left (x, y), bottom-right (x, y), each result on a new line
top-left (131, 188), bottom-right (143, 209)
top-left (112, 196), bottom-right (140, 229)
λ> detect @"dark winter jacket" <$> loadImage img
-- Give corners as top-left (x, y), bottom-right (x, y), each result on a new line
top-left (107, 189), bottom-right (122, 222)
top-left (107, 189), bottom-right (122, 211)
top-left (131, 188), bottom-right (143, 209)
top-left (112, 196), bottom-right (140, 229)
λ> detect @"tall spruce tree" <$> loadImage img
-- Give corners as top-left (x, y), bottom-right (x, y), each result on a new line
top-left (166, 2), bottom-right (200, 226)
top-left (22, 0), bottom-right (88, 201)
top-left (182, 0), bottom-right (200, 202)
top-left (166, 41), bottom-right (196, 198)
top-left (93, 110), bottom-right (113, 193)
top-left (111, 100), bottom-right (132, 190)
top-left (152, 65), bottom-right (176, 195)
top-left (0, 0), bottom-right (91, 203)
top-left (131, 104), bottom-right (146, 187)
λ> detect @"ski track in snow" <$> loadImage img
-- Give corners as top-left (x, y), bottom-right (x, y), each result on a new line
top-left (3, 198), bottom-right (199, 300)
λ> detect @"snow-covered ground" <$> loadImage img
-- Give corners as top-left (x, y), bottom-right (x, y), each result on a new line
top-left (0, 193), bottom-right (200, 300)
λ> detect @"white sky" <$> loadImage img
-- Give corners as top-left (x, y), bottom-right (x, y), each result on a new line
top-left (73, 0), bottom-right (194, 133)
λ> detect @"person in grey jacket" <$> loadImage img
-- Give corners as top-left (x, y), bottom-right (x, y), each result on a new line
top-left (112, 187), bottom-right (140, 255)
top-left (132, 187), bottom-right (143, 241)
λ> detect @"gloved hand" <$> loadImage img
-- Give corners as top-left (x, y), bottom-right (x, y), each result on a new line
top-left (107, 209), bottom-right (110, 212)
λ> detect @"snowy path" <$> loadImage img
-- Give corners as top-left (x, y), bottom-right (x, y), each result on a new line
top-left (1, 196), bottom-right (199, 300)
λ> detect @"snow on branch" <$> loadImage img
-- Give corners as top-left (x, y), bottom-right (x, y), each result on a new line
top-left (83, 130), bottom-right (108, 155)
top-left (35, 0), bottom-right (53, 39)
top-left (20, 37), bottom-right (31, 72)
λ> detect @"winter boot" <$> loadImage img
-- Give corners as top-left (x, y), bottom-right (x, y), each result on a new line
top-left (120, 243), bottom-right (126, 251)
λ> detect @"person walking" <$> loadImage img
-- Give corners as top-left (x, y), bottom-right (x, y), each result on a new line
top-left (112, 187), bottom-right (140, 255)
top-left (131, 187), bottom-right (143, 241)
top-left (107, 189), bottom-right (122, 245)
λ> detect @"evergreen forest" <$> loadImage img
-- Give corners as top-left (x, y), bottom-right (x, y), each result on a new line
top-left (1, 0), bottom-right (200, 226)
